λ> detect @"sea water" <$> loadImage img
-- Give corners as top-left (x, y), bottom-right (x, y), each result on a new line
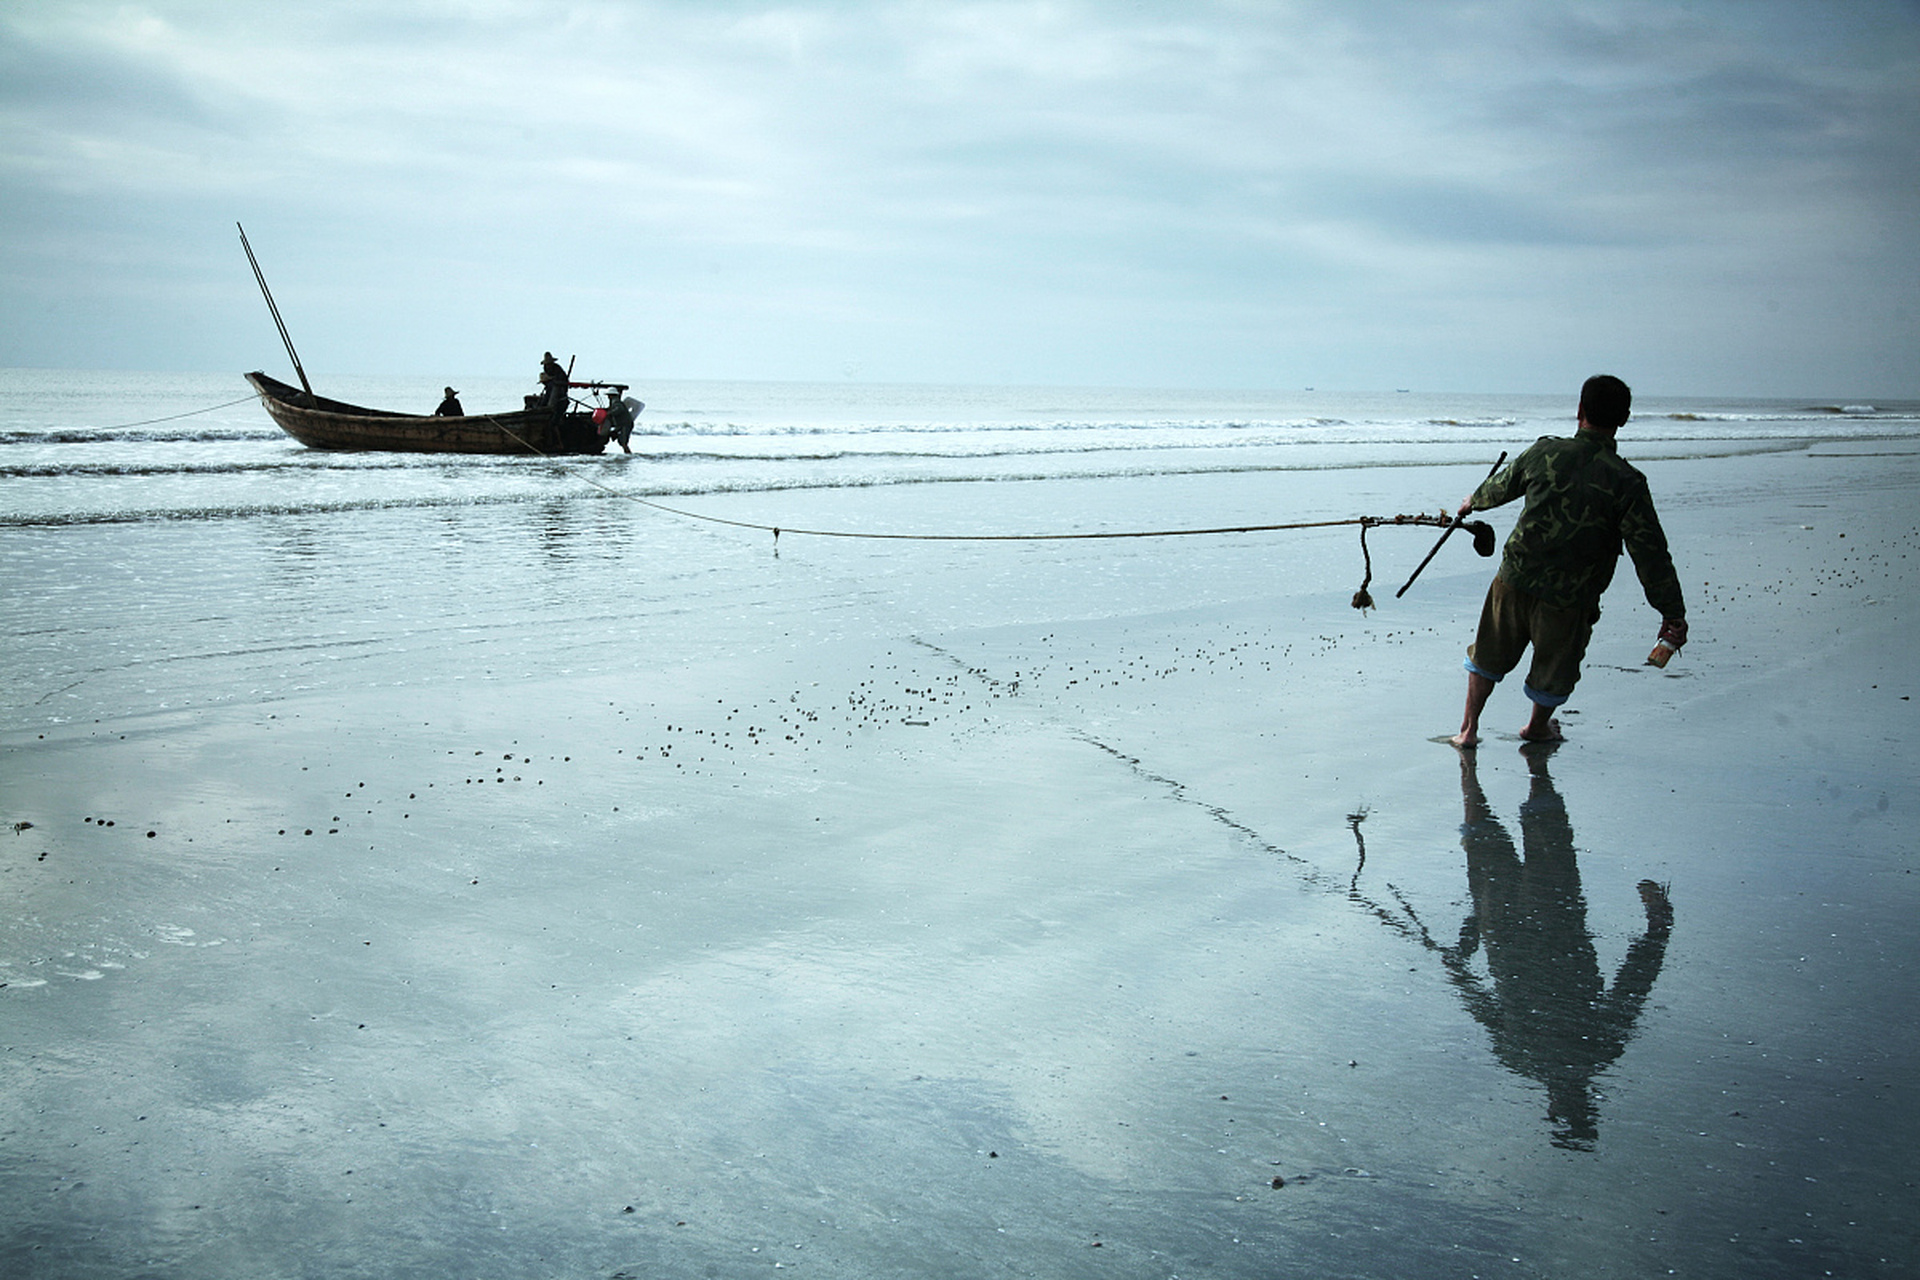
top-left (3, 370), bottom-right (1914, 733)
top-left (2, 370), bottom-right (1913, 528)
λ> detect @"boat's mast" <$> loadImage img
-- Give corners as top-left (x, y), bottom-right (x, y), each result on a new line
top-left (237, 223), bottom-right (315, 404)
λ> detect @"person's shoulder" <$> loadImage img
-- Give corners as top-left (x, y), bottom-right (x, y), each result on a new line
top-left (1530, 432), bottom-right (1586, 451)
top-left (1597, 449), bottom-right (1654, 501)
top-left (1520, 433), bottom-right (1577, 463)
top-left (1603, 447), bottom-right (1648, 482)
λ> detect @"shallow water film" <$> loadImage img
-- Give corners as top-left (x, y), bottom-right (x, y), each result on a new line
top-left (3, 377), bottom-right (1918, 1278)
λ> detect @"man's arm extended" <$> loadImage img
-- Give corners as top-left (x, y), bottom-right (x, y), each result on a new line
top-left (1458, 449), bottom-right (1530, 517)
top-left (1621, 487), bottom-right (1686, 622)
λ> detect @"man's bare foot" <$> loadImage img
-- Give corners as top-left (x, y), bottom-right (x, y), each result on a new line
top-left (1518, 717), bottom-right (1564, 743)
top-left (1450, 730), bottom-right (1479, 749)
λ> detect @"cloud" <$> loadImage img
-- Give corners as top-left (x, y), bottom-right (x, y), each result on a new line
top-left (1, 0), bottom-right (1915, 394)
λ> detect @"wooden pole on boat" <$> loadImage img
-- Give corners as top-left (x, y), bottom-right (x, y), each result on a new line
top-left (237, 223), bottom-right (315, 404)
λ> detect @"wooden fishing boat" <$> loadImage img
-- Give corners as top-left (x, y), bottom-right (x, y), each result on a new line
top-left (236, 225), bottom-right (635, 456)
top-left (246, 371), bottom-right (622, 455)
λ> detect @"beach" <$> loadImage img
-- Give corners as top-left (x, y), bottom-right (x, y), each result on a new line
top-left (3, 377), bottom-right (1917, 1278)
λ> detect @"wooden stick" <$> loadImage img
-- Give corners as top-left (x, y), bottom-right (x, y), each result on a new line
top-left (1395, 451), bottom-right (1507, 598)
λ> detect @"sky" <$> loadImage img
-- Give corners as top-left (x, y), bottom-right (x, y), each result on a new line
top-left (1, 0), bottom-right (1916, 396)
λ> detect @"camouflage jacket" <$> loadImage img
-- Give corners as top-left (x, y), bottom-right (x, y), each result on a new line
top-left (1468, 430), bottom-right (1685, 618)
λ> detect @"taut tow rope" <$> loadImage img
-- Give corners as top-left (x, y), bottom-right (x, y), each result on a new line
top-left (67, 394), bottom-right (262, 433)
top-left (479, 412), bottom-right (1496, 608)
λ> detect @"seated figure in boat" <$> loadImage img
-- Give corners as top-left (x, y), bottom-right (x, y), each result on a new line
top-left (434, 386), bottom-right (463, 417)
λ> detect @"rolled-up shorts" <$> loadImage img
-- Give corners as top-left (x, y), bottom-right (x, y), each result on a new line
top-left (1464, 575), bottom-right (1597, 707)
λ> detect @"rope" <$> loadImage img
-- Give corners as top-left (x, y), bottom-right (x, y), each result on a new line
top-left (1354, 521), bottom-right (1378, 610)
top-left (95, 394), bottom-right (262, 432)
top-left (479, 412), bottom-right (1447, 539)
top-left (476, 411), bottom-right (1482, 606)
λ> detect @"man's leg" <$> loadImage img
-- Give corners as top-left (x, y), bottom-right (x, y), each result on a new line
top-left (1454, 576), bottom-right (1524, 748)
top-left (1520, 698), bottom-right (1563, 743)
top-left (1518, 599), bottom-right (1594, 743)
top-left (1453, 670), bottom-right (1497, 748)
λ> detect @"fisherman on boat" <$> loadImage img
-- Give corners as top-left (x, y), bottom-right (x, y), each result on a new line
top-left (539, 352), bottom-right (569, 413)
top-left (434, 386), bottom-right (463, 417)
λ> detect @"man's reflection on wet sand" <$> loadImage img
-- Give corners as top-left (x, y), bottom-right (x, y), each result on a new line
top-left (1443, 745), bottom-right (1673, 1149)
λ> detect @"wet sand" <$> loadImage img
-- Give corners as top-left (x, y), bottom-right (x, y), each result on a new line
top-left (3, 442), bottom-right (1918, 1278)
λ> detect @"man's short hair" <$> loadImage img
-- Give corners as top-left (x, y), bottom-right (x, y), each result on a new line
top-left (1580, 375), bottom-right (1632, 431)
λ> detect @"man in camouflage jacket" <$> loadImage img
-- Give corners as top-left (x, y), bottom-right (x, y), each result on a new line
top-left (1450, 375), bottom-right (1687, 747)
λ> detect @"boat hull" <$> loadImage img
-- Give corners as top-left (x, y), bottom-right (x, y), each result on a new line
top-left (246, 372), bottom-right (610, 455)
